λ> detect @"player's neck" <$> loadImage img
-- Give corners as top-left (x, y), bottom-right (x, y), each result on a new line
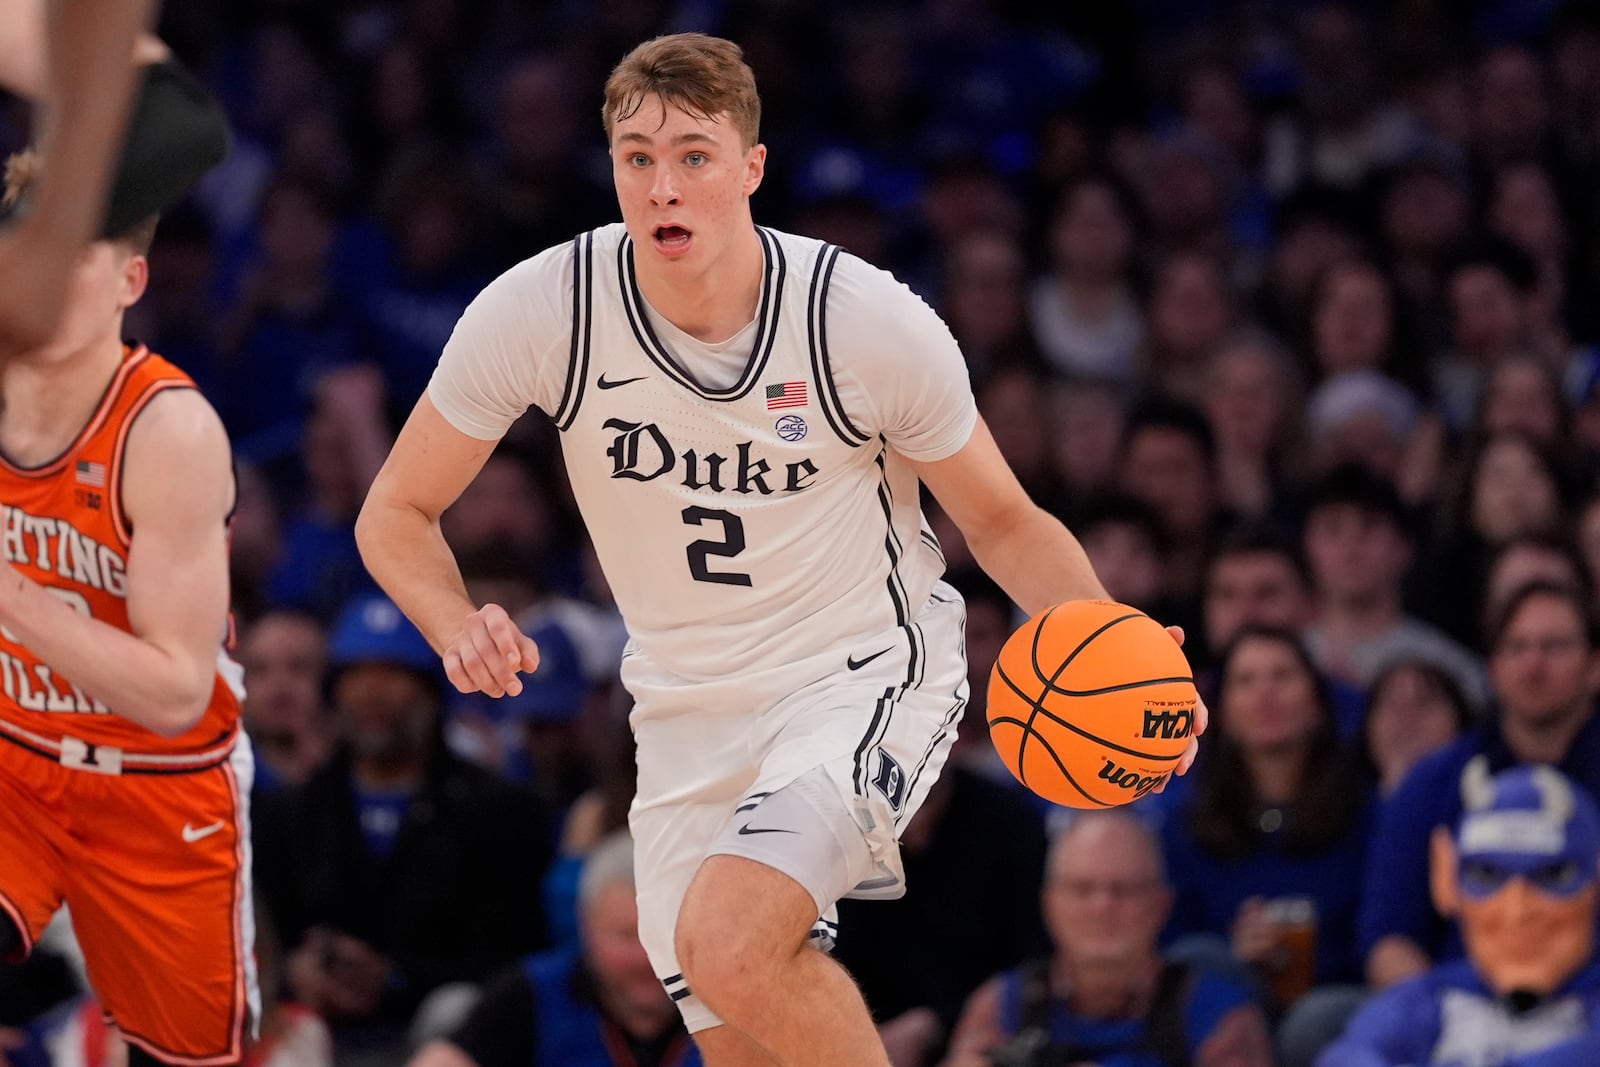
top-left (635, 224), bottom-right (764, 343)
top-left (0, 334), bottom-right (127, 465)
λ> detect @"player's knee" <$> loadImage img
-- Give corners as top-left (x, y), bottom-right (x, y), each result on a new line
top-left (675, 857), bottom-right (811, 1011)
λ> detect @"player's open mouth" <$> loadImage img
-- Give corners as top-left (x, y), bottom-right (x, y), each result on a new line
top-left (654, 225), bottom-right (692, 253)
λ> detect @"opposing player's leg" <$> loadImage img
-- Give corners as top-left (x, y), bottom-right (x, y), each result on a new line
top-left (126, 1048), bottom-right (239, 1067)
top-left (66, 743), bottom-right (257, 1066)
top-left (678, 852), bottom-right (890, 1066)
top-left (0, 908), bottom-right (21, 960)
top-left (0, 737), bottom-right (71, 965)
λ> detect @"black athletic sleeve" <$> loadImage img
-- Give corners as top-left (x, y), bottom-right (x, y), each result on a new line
top-left (446, 966), bottom-right (540, 1067)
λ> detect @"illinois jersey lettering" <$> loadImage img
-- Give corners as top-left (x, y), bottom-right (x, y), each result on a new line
top-left (0, 345), bottom-right (242, 752)
top-left (1, 505), bottom-right (127, 595)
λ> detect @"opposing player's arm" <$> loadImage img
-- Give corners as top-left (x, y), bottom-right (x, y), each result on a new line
top-left (354, 393), bottom-right (538, 697)
top-left (0, 388), bottom-right (232, 736)
top-left (0, 0), bottom-right (156, 353)
top-left (0, 0), bottom-right (166, 99)
top-left (906, 417), bottom-right (1107, 617)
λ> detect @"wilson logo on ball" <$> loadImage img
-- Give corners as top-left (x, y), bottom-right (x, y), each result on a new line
top-left (1141, 707), bottom-right (1193, 740)
top-left (1098, 759), bottom-right (1170, 798)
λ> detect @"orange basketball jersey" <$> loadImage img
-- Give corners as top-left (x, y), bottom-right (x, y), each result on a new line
top-left (0, 344), bottom-right (242, 763)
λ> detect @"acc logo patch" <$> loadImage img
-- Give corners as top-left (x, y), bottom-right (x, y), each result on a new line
top-left (774, 414), bottom-right (807, 442)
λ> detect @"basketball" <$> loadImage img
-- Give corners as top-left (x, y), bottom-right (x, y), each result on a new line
top-left (987, 600), bottom-right (1198, 809)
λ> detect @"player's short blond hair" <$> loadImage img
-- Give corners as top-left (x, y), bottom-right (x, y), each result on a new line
top-left (603, 33), bottom-right (761, 149)
top-left (2, 149), bottom-right (157, 256)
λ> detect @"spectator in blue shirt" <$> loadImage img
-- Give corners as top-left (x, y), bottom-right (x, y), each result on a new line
top-left (408, 830), bottom-right (701, 1067)
top-left (1160, 626), bottom-right (1374, 1005)
top-left (943, 811), bottom-right (1273, 1067)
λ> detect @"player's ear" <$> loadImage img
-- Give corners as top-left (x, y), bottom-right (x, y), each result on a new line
top-left (744, 143), bottom-right (766, 197)
top-left (1430, 825), bottom-right (1460, 917)
top-left (118, 252), bottom-right (149, 309)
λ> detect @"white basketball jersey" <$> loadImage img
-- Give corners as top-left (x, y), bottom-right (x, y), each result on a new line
top-left (432, 223), bottom-right (977, 682)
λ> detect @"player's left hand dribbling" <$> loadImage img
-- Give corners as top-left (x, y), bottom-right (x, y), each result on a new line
top-left (442, 603), bottom-right (540, 698)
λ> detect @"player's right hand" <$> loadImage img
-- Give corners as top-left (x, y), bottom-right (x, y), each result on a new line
top-left (442, 602), bottom-right (540, 698)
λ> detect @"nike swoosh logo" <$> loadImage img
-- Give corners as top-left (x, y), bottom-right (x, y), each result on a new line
top-left (597, 374), bottom-right (646, 390)
top-left (182, 820), bottom-right (225, 843)
top-left (737, 824), bottom-right (797, 835)
top-left (852, 876), bottom-right (901, 891)
top-left (847, 647), bottom-right (892, 671)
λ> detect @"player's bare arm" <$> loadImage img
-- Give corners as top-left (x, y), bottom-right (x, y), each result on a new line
top-left (355, 392), bottom-right (540, 698)
top-left (0, 0), bottom-right (167, 99)
top-left (906, 415), bottom-right (1207, 772)
top-left (906, 415), bottom-right (1108, 615)
top-left (0, 0), bottom-right (156, 353)
top-left (0, 388), bottom-right (231, 736)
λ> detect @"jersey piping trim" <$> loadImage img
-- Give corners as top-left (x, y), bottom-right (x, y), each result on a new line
top-left (119, 1025), bottom-right (244, 1067)
top-left (0, 717), bottom-right (237, 772)
top-left (616, 227), bottom-right (785, 402)
top-left (554, 231), bottom-right (594, 430)
top-left (0, 344), bottom-right (149, 476)
top-left (0, 888), bottom-right (33, 958)
top-left (899, 600), bottom-right (969, 825)
top-left (807, 245), bottom-right (870, 446)
top-left (851, 445), bottom-right (925, 796)
top-left (873, 443), bottom-right (911, 628)
top-left (108, 380), bottom-right (196, 548)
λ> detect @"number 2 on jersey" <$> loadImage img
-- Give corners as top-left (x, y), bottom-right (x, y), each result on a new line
top-left (682, 506), bottom-right (751, 586)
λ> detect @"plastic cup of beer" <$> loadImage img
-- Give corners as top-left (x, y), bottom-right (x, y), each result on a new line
top-left (1263, 895), bottom-right (1318, 1008)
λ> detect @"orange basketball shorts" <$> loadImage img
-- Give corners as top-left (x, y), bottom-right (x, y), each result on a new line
top-left (0, 728), bottom-right (257, 1066)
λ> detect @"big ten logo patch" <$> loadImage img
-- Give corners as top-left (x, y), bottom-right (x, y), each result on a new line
top-left (1098, 759), bottom-right (1169, 799)
top-left (1141, 704), bottom-right (1194, 740)
top-left (872, 750), bottom-right (907, 811)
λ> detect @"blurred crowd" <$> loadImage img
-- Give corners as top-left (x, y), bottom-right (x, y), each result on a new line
top-left (6, 0), bottom-right (1600, 1065)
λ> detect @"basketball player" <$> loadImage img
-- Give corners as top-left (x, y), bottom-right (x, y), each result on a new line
top-left (0, 153), bottom-right (254, 1066)
top-left (0, 0), bottom-right (158, 353)
top-left (356, 33), bottom-right (1204, 1066)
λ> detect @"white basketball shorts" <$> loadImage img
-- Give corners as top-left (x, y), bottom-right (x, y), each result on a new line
top-left (623, 582), bottom-right (968, 1032)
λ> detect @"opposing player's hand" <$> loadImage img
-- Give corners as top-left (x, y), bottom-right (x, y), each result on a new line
top-left (1164, 624), bottom-right (1207, 779)
top-left (442, 603), bottom-right (540, 698)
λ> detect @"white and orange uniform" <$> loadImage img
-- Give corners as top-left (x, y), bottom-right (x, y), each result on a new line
top-left (0, 344), bottom-right (255, 1066)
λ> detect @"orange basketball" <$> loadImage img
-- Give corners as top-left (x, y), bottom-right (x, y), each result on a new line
top-left (987, 599), bottom-right (1198, 809)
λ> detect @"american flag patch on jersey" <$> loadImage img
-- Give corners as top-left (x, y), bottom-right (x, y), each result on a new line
top-left (766, 381), bottom-right (807, 409)
top-left (75, 460), bottom-right (106, 487)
